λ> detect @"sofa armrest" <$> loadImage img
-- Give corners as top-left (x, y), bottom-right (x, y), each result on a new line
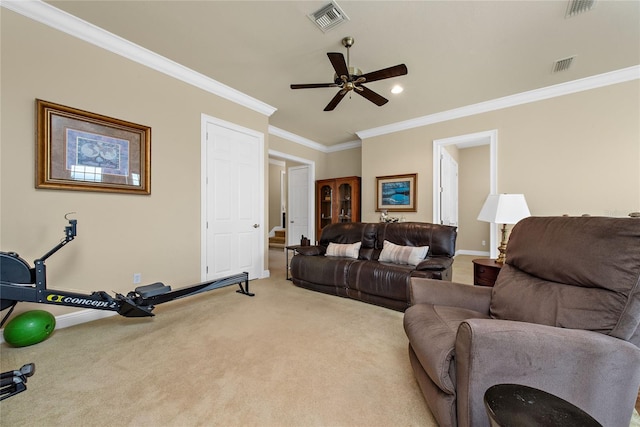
top-left (455, 319), bottom-right (640, 427)
top-left (409, 278), bottom-right (492, 314)
top-left (294, 245), bottom-right (325, 256)
top-left (415, 257), bottom-right (453, 271)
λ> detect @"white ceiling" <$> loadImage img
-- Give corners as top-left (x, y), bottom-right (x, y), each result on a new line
top-left (46, 0), bottom-right (640, 147)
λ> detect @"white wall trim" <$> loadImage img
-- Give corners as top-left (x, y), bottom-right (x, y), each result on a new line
top-left (357, 65), bottom-right (640, 139)
top-left (433, 130), bottom-right (498, 258)
top-left (6, 1), bottom-right (637, 153)
top-left (456, 250), bottom-right (491, 257)
top-left (1, 0), bottom-right (276, 117)
top-left (268, 126), bottom-right (362, 154)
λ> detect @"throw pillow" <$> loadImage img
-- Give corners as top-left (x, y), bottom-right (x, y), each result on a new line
top-left (379, 240), bottom-right (429, 266)
top-left (325, 242), bottom-right (361, 259)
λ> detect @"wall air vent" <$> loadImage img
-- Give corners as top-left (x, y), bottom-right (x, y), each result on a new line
top-left (565, 0), bottom-right (596, 18)
top-left (308, 1), bottom-right (350, 33)
top-left (553, 56), bottom-right (575, 73)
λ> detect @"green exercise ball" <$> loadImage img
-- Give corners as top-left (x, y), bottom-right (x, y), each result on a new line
top-left (3, 310), bottom-right (56, 347)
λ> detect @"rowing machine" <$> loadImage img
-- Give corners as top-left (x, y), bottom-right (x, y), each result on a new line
top-left (0, 216), bottom-right (254, 327)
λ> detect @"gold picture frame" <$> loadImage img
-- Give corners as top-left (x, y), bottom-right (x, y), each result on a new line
top-left (36, 99), bottom-right (151, 194)
top-left (376, 173), bottom-right (417, 212)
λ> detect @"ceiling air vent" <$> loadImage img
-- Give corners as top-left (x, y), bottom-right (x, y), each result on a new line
top-left (565, 0), bottom-right (596, 18)
top-left (308, 1), bottom-right (350, 33)
top-left (553, 56), bottom-right (575, 73)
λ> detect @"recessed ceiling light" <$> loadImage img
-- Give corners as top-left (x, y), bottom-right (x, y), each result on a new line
top-left (391, 85), bottom-right (404, 94)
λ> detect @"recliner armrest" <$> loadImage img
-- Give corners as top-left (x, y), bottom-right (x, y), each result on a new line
top-left (294, 245), bottom-right (325, 256)
top-left (409, 278), bottom-right (492, 313)
top-left (455, 319), bottom-right (640, 427)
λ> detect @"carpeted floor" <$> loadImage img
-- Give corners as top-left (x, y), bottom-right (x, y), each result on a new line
top-left (0, 250), bottom-right (437, 426)
top-left (1, 251), bottom-right (638, 426)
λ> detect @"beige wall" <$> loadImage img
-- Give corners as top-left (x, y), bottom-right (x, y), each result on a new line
top-left (3, 9), bottom-right (638, 319)
top-left (458, 145), bottom-right (490, 252)
top-left (1, 11), bottom-right (271, 316)
top-left (362, 80), bottom-right (640, 252)
top-left (325, 147), bottom-right (362, 179)
top-left (268, 162), bottom-right (285, 232)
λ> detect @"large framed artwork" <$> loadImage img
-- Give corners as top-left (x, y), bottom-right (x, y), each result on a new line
top-left (376, 173), bottom-right (417, 212)
top-left (36, 99), bottom-right (151, 194)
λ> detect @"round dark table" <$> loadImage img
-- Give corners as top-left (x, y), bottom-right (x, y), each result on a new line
top-left (484, 384), bottom-right (602, 427)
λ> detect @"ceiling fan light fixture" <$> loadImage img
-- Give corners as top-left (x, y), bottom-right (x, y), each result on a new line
top-left (391, 85), bottom-right (404, 94)
top-left (565, 0), bottom-right (596, 18)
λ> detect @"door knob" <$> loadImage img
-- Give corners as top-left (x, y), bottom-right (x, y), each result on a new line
top-left (253, 224), bottom-right (260, 228)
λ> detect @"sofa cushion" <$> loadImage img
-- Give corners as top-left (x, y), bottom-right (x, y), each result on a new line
top-left (490, 216), bottom-right (640, 343)
top-left (379, 240), bottom-right (428, 266)
top-left (326, 242), bottom-right (361, 259)
top-left (404, 304), bottom-right (490, 394)
top-left (347, 260), bottom-right (415, 302)
top-left (377, 222), bottom-right (457, 258)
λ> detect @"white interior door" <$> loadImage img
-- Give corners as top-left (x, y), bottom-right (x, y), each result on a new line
top-left (204, 118), bottom-right (263, 280)
top-left (287, 165), bottom-right (310, 246)
top-left (440, 150), bottom-right (459, 226)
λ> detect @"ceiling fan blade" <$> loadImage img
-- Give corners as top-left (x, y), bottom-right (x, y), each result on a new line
top-left (324, 90), bottom-right (347, 111)
top-left (327, 52), bottom-right (349, 79)
top-left (290, 83), bottom-right (337, 89)
top-left (360, 64), bottom-right (408, 83)
top-left (355, 85), bottom-right (388, 106)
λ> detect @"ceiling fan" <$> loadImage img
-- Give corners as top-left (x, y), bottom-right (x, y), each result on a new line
top-left (290, 36), bottom-right (408, 111)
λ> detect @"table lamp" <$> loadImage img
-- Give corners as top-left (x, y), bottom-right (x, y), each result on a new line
top-left (477, 194), bottom-right (531, 264)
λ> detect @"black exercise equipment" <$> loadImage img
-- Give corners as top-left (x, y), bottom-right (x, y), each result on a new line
top-left (0, 363), bottom-right (35, 401)
top-left (1, 215), bottom-right (254, 327)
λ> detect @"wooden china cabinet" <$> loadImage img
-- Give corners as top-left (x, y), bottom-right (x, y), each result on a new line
top-left (315, 176), bottom-right (361, 240)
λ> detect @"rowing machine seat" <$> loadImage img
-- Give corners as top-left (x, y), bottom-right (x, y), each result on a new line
top-left (135, 282), bottom-right (172, 298)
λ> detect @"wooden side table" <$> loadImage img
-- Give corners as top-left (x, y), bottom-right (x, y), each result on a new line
top-left (472, 258), bottom-right (503, 287)
top-left (285, 245), bottom-right (303, 281)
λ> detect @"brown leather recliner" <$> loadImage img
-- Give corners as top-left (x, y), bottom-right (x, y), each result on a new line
top-left (404, 216), bottom-right (640, 427)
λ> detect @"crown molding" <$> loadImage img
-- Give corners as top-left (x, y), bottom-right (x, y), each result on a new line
top-left (268, 126), bottom-right (361, 153)
top-left (1, 0), bottom-right (277, 117)
top-left (325, 139), bottom-right (362, 153)
top-left (268, 126), bottom-right (327, 152)
top-left (5, 1), bottom-right (636, 149)
top-left (356, 65), bottom-right (640, 140)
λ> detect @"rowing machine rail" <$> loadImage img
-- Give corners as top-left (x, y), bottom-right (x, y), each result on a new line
top-left (0, 217), bottom-right (254, 323)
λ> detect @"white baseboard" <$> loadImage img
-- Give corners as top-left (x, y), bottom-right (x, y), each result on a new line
top-left (455, 250), bottom-right (490, 257)
top-left (0, 309), bottom-right (117, 345)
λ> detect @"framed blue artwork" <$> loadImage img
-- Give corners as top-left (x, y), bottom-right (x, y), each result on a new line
top-left (376, 173), bottom-right (417, 212)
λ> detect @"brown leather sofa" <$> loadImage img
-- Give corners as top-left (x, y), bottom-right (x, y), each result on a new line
top-left (404, 216), bottom-right (640, 427)
top-left (290, 222), bottom-right (457, 311)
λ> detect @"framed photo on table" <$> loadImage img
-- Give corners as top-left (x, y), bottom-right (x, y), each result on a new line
top-left (36, 99), bottom-right (151, 194)
top-left (376, 173), bottom-right (417, 212)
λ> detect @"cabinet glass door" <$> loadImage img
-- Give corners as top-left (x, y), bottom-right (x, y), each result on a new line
top-left (320, 184), bottom-right (333, 231)
top-left (338, 183), bottom-right (352, 223)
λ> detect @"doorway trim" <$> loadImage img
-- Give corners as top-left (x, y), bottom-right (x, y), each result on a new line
top-left (268, 150), bottom-right (316, 243)
top-left (433, 130), bottom-right (498, 257)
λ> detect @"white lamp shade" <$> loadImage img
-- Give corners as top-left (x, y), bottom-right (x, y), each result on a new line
top-left (477, 194), bottom-right (531, 224)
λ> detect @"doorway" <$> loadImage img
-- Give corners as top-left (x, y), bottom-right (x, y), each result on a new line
top-left (268, 150), bottom-right (315, 245)
top-left (433, 130), bottom-right (497, 257)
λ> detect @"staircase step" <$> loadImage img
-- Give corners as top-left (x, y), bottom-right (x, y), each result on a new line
top-left (269, 230), bottom-right (286, 249)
